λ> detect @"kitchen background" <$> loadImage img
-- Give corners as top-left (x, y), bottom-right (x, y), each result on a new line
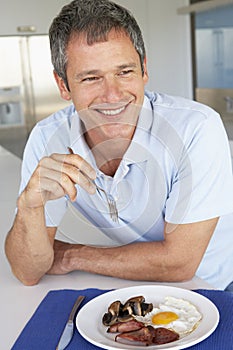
top-left (0, 0), bottom-right (233, 158)
top-left (193, 1), bottom-right (233, 138)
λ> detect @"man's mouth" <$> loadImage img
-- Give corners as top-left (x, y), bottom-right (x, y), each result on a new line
top-left (97, 105), bottom-right (126, 116)
top-left (90, 100), bottom-right (133, 117)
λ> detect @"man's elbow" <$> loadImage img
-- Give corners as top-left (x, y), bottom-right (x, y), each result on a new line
top-left (8, 254), bottom-right (54, 286)
top-left (20, 277), bottom-right (41, 286)
top-left (11, 267), bottom-right (43, 286)
top-left (5, 238), bottom-right (54, 286)
top-left (175, 262), bottom-right (198, 282)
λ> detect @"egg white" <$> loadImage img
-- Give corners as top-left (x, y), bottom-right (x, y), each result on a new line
top-left (135, 296), bottom-right (202, 336)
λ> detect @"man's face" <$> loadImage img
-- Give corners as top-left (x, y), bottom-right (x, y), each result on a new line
top-left (55, 29), bottom-right (148, 143)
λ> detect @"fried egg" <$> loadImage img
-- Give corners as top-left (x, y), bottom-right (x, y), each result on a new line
top-left (135, 296), bottom-right (202, 336)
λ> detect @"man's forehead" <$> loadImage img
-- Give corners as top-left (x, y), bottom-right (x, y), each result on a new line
top-left (68, 27), bottom-right (130, 47)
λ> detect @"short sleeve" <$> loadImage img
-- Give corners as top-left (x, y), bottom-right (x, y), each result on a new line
top-left (165, 112), bottom-right (233, 224)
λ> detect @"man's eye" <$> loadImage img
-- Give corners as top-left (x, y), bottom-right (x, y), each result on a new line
top-left (82, 76), bottom-right (99, 82)
top-left (119, 69), bottom-right (133, 76)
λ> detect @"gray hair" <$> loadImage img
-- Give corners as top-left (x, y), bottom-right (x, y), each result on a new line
top-left (49, 0), bottom-right (146, 89)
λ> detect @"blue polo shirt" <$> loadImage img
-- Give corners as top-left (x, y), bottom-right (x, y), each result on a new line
top-left (19, 91), bottom-right (233, 289)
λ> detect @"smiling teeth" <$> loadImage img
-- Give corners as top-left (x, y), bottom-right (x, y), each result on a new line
top-left (100, 106), bottom-right (125, 116)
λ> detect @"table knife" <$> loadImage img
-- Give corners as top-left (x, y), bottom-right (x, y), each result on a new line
top-left (56, 295), bottom-right (85, 350)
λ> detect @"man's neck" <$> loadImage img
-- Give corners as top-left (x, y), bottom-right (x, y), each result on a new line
top-left (85, 131), bottom-right (134, 177)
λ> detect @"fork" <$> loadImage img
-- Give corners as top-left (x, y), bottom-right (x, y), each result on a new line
top-left (67, 147), bottom-right (119, 222)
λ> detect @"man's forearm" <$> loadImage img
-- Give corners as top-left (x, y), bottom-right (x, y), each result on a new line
top-left (50, 218), bottom-right (218, 282)
top-left (53, 241), bottom-right (195, 282)
top-left (5, 197), bottom-right (54, 285)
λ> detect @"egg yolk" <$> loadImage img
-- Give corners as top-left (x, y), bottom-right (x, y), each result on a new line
top-left (152, 311), bottom-right (179, 325)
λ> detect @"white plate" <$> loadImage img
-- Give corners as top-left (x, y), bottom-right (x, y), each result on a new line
top-left (76, 285), bottom-right (219, 350)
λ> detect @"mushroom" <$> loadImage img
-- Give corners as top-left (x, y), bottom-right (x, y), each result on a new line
top-left (125, 296), bottom-right (145, 304)
top-left (121, 302), bottom-right (134, 315)
top-left (108, 300), bottom-right (122, 314)
top-left (118, 311), bottom-right (134, 323)
top-left (121, 296), bottom-right (152, 317)
top-left (102, 295), bottom-right (153, 327)
top-left (131, 301), bottom-right (143, 316)
top-left (102, 300), bottom-right (122, 326)
top-left (141, 302), bottom-right (153, 316)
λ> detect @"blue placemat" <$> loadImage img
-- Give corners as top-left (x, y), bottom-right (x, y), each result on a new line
top-left (11, 288), bottom-right (233, 350)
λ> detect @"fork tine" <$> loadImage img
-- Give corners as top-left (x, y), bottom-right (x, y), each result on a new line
top-left (109, 198), bottom-right (118, 223)
top-left (68, 146), bottom-right (118, 222)
top-left (109, 200), bottom-right (114, 219)
top-left (96, 185), bottom-right (118, 222)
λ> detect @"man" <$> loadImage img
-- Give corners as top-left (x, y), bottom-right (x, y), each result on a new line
top-left (5, 0), bottom-right (233, 290)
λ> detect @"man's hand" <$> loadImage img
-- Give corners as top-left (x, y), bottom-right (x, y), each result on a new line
top-left (21, 152), bottom-right (96, 209)
top-left (46, 240), bottom-right (84, 275)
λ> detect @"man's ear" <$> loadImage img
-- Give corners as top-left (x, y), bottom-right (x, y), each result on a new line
top-left (142, 57), bottom-right (149, 84)
top-left (53, 71), bottom-right (71, 101)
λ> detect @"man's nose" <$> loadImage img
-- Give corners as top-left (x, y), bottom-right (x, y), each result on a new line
top-left (101, 77), bottom-right (123, 102)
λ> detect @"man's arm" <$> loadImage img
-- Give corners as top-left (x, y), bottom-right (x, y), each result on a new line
top-left (48, 217), bottom-right (218, 282)
top-left (5, 152), bottom-right (96, 285)
top-left (5, 204), bottom-right (56, 286)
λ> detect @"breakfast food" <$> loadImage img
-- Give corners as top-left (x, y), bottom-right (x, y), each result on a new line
top-left (107, 319), bottom-right (145, 333)
top-left (102, 295), bottom-right (202, 346)
top-left (102, 295), bottom-right (153, 326)
top-left (135, 296), bottom-right (202, 336)
top-left (115, 325), bottom-right (179, 346)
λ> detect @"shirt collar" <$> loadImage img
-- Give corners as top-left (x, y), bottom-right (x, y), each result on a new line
top-left (69, 111), bottom-right (97, 166)
top-left (123, 94), bottom-right (153, 164)
top-left (69, 94), bottom-right (154, 167)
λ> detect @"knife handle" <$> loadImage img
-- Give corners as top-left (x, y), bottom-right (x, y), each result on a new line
top-left (68, 295), bottom-right (85, 322)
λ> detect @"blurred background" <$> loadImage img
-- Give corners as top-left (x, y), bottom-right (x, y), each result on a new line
top-left (0, 0), bottom-right (233, 158)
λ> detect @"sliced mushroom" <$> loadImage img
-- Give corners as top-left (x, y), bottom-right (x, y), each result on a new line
top-left (102, 312), bottom-right (118, 326)
top-left (121, 302), bottom-right (134, 315)
top-left (125, 296), bottom-right (145, 304)
top-left (121, 296), bottom-right (145, 316)
top-left (108, 300), bottom-right (122, 315)
top-left (102, 295), bottom-right (153, 327)
top-left (102, 300), bottom-right (122, 326)
top-left (141, 302), bottom-right (153, 316)
top-left (117, 313), bottom-right (134, 323)
top-left (131, 301), bottom-right (143, 316)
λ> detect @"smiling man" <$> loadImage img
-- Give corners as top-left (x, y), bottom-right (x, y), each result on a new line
top-left (55, 28), bottom-right (147, 176)
top-left (5, 0), bottom-right (233, 291)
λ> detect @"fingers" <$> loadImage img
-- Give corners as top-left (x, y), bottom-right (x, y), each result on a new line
top-left (41, 154), bottom-right (96, 194)
top-left (39, 164), bottom-right (95, 199)
top-left (51, 153), bottom-right (96, 180)
top-left (37, 170), bottom-right (78, 202)
top-left (23, 153), bottom-right (97, 208)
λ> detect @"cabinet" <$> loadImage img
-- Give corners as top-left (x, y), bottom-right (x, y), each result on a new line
top-left (0, 0), bottom-right (69, 36)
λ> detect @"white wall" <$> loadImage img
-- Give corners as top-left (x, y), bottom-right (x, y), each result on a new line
top-left (116, 0), bottom-right (192, 99)
top-left (0, 0), bottom-right (69, 35)
top-left (147, 0), bottom-right (192, 98)
top-left (1, 0), bottom-right (192, 99)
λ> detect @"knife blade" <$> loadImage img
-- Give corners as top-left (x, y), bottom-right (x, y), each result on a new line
top-left (56, 295), bottom-right (85, 350)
